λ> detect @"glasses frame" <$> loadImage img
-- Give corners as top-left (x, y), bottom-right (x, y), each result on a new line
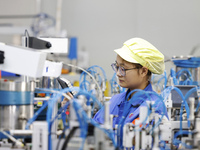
top-left (111, 63), bottom-right (139, 76)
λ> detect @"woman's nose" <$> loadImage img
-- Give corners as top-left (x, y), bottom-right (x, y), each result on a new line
top-left (116, 68), bottom-right (122, 77)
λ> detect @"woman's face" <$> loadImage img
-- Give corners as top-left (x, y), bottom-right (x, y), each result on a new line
top-left (115, 55), bottom-right (148, 90)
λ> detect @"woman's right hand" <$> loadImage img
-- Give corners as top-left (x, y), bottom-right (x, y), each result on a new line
top-left (61, 92), bottom-right (74, 107)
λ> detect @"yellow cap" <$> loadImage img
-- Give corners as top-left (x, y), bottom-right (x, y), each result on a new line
top-left (114, 38), bottom-right (165, 75)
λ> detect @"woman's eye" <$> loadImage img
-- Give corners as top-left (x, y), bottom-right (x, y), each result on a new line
top-left (121, 67), bottom-right (125, 71)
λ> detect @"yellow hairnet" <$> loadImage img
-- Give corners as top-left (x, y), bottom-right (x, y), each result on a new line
top-left (114, 38), bottom-right (165, 75)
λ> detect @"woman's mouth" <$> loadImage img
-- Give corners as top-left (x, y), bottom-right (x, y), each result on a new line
top-left (119, 79), bottom-right (124, 83)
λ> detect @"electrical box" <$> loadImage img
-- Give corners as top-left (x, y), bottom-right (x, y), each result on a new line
top-left (32, 121), bottom-right (48, 150)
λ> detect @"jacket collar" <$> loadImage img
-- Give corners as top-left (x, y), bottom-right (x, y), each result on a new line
top-left (116, 83), bottom-right (153, 106)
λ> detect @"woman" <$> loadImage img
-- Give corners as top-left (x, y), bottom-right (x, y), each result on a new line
top-left (93, 37), bottom-right (168, 127)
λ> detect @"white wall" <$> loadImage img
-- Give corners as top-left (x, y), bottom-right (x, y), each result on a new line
top-left (59, 0), bottom-right (200, 78)
top-left (136, 0), bottom-right (200, 74)
top-left (1, 0), bottom-right (200, 79)
top-left (0, 0), bottom-right (37, 44)
top-left (61, 0), bottom-right (138, 78)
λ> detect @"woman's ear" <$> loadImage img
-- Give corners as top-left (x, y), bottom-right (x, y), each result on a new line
top-left (140, 67), bottom-right (148, 77)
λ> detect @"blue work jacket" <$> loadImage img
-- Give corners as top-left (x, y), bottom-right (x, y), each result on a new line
top-left (93, 83), bottom-right (168, 128)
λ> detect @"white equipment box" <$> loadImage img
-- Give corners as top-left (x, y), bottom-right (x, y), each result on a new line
top-left (0, 43), bottom-right (47, 78)
top-left (38, 37), bottom-right (68, 53)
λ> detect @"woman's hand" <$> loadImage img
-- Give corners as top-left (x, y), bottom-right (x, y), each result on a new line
top-left (61, 92), bottom-right (74, 107)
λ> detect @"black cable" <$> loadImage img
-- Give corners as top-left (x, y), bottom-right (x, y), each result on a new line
top-left (24, 29), bottom-right (29, 37)
top-left (61, 127), bottom-right (78, 150)
top-left (56, 128), bottom-right (65, 150)
top-left (58, 123), bottom-right (94, 150)
top-left (24, 29), bottom-right (29, 48)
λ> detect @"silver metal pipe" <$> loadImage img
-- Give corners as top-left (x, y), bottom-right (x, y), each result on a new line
top-left (189, 97), bottom-right (195, 121)
top-left (10, 130), bottom-right (33, 136)
top-left (104, 101), bottom-right (110, 129)
top-left (0, 130), bottom-right (24, 147)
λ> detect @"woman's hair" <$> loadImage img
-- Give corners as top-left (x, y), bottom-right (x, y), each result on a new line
top-left (135, 63), bottom-right (152, 77)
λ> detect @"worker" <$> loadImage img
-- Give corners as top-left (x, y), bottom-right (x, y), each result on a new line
top-left (93, 38), bottom-right (168, 127)
top-left (62, 37), bottom-right (168, 126)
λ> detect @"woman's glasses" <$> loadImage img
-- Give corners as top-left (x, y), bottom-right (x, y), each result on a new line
top-left (111, 63), bottom-right (139, 76)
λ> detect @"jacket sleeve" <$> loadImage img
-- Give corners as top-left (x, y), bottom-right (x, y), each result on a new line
top-left (92, 94), bottom-right (120, 124)
top-left (92, 106), bottom-right (105, 124)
